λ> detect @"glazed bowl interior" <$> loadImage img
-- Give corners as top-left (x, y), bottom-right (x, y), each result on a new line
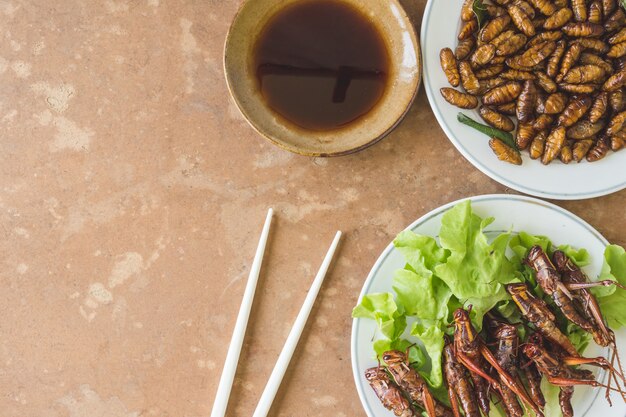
top-left (224, 0), bottom-right (421, 156)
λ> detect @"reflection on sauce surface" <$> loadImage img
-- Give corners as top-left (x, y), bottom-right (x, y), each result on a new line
top-left (254, 0), bottom-right (390, 131)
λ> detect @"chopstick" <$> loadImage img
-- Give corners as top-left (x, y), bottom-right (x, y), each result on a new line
top-left (251, 231), bottom-right (342, 417)
top-left (210, 208), bottom-right (274, 417)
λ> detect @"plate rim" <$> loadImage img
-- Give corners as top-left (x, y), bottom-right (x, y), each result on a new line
top-left (350, 193), bottom-right (610, 417)
top-left (420, 0), bottom-right (626, 200)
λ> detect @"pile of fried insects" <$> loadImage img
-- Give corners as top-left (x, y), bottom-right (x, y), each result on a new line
top-left (439, 0), bottom-right (626, 165)
top-left (365, 246), bottom-right (626, 417)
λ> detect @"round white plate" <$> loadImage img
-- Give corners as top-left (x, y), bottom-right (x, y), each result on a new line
top-left (351, 194), bottom-right (626, 417)
top-left (420, 0), bottom-right (626, 200)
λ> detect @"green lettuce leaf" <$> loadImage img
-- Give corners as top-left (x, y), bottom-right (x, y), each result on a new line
top-left (392, 269), bottom-right (452, 321)
top-left (393, 231), bottom-right (449, 277)
top-left (352, 293), bottom-right (406, 340)
top-left (410, 323), bottom-right (445, 388)
top-left (510, 231), bottom-right (552, 261)
top-left (541, 378), bottom-right (563, 417)
top-left (596, 245), bottom-right (626, 328)
top-left (373, 339), bottom-right (426, 367)
top-left (556, 245), bottom-right (590, 267)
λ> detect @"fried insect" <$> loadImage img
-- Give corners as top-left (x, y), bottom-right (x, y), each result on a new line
top-left (602, 0), bottom-right (616, 15)
top-left (573, 138), bottom-right (594, 161)
top-left (559, 83), bottom-right (599, 93)
top-left (443, 339), bottom-right (481, 417)
top-left (527, 30), bottom-right (563, 47)
top-left (490, 137), bottom-right (523, 164)
top-left (507, 41), bottom-right (557, 69)
top-left (461, 0), bottom-right (475, 21)
top-left (546, 40), bottom-right (567, 78)
top-left (567, 119), bottom-right (606, 139)
top-left (508, 3), bottom-right (536, 36)
top-left (517, 122), bottom-right (536, 149)
top-left (481, 77), bottom-right (507, 91)
top-left (384, 350), bottom-right (454, 417)
top-left (529, 0), bottom-right (557, 15)
top-left (608, 41), bottom-right (626, 58)
top-left (441, 88), bottom-right (478, 109)
top-left (529, 130), bottom-right (547, 158)
top-left (533, 114), bottom-right (554, 130)
top-left (604, 8), bottom-right (626, 32)
top-left (542, 126), bottom-right (567, 163)
top-left (453, 308), bottom-right (544, 417)
top-left (572, 0), bottom-right (588, 21)
top-left (557, 96), bottom-right (592, 127)
top-left (497, 34), bottom-right (529, 57)
top-left (610, 89), bottom-right (626, 111)
top-left (544, 92), bottom-right (568, 114)
top-left (589, 94), bottom-right (609, 125)
top-left (562, 22), bottom-right (605, 37)
top-left (603, 69), bottom-right (626, 91)
top-left (563, 64), bottom-right (606, 83)
top-left (543, 7), bottom-right (573, 29)
top-left (514, 0), bottom-right (537, 18)
top-left (501, 69), bottom-right (535, 80)
top-left (589, 1), bottom-right (604, 24)
top-left (609, 27), bottom-right (626, 44)
top-left (556, 42), bottom-right (583, 82)
top-left (576, 38), bottom-right (609, 52)
top-left (476, 64), bottom-right (505, 79)
top-left (459, 18), bottom-right (478, 40)
top-left (536, 71), bottom-right (558, 92)
top-left (440, 48), bottom-right (460, 87)
top-left (480, 14), bottom-right (512, 42)
top-left (365, 367), bottom-right (418, 417)
top-left (517, 79), bottom-right (537, 122)
top-left (506, 283), bottom-right (579, 356)
top-left (612, 134), bottom-right (626, 150)
top-left (587, 136), bottom-right (611, 160)
top-left (497, 101), bottom-right (518, 115)
top-left (486, 4), bottom-right (509, 17)
top-left (483, 82), bottom-right (523, 104)
top-left (492, 323), bottom-right (525, 417)
top-left (606, 110), bottom-right (626, 135)
top-left (459, 61), bottom-right (482, 95)
top-left (455, 37), bottom-right (475, 60)
top-left (579, 52), bottom-right (613, 73)
top-left (471, 44), bottom-right (496, 68)
top-left (480, 106), bottom-right (516, 131)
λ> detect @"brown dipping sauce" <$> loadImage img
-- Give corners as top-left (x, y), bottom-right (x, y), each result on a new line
top-left (254, 0), bottom-right (390, 131)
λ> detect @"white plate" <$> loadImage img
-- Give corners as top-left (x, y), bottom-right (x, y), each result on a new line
top-left (351, 194), bottom-right (626, 417)
top-left (421, 0), bottom-right (626, 200)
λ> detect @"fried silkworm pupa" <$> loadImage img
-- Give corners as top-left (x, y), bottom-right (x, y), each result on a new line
top-left (543, 7), bottom-right (573, 29)
top-left (458, 18), bottom-right (478, 40)
top-left (461, 0), bottom-right (475, 21)
top-left (497, 101), bottom-right (518, 115)
top-left (560, 144), bottom-right (574, 164)
top-left (517, 122), bottom-right (536, 149)
top-left (535, 92), bottom-right (547, 113)
top-left (573, 139), bottom-right (594, 161)
top-left (572, 0), bottom-right (588, 21)
top-left (544, 92), bottom-right (568, 114)
top-left (491, 55), bottom-right (507, 65)
top-left (533, 114), bottom-right (554, 130)
top-left (486, 4), bottom-right (508, 17)
top-left (603, 70), bottom-right (626, 91)
top-left (508, 4), bottom-right (536, 36)
top-left (527, 30), bottom-right (563, 47)
top-left (610, 89), bottom-right (626, 111)
top-left (588, 1), bottom-right (603, 23)
top-left (496, 34), bottom-right (528, 56)
top-left (559, 83), bottom-right (598, 94)
top-left (480, 14), bottom-right (512, 42)
top-left (529, 0), bottom-right (557, 15)
top-left (587, 136), bottom-right (610, 161)
top-left (546, 40), bottom-right (566, 78)
top-left (480, 77), bottom-right (507, 91)
top-left (480, 106), bottom-right (516, 131)
top-left (607, 42), bottom-right (626, 58)
top-left (459, 61), bottom-right (482, 94)
top-left (471, 44), bottom-right (496, 68)
top-left (602, 0), bottom-right (616, 16)
top-left (440, 48), bottom-right (460, 87)
top-left (563, 65), bottom-right (606, 83)
top-left (476, 64), bottom-right (505, 80)
top-left (604, 8), bottom-right (626, 32)
top-left (606, 110), bottom-right (626, 135)
top-left (514, 0), bottom-right (536, 18)
top-left (492, 0), bottom-right (513, 4)
top-left (609, 28), bottom-right (626, 44)
top-left (579, 53), bottom-right (613, 74)
top-left (536, 71), bottom-right (557, 93)
top-left (542, 126), bottom-right (566, 164)
top-left (440, 88), bottom-right (479, 109)
top-left (562, 22), bottom-right (604, 37)
top-left (492, 30), bottom-right (517, 47)
top-left (556, 42), bottom-right (583, 82)
top-left (576, 38), bottom-right (609, 53)
top-left (589, 92), bottom-right (609, 123)
top-left (455, 37), bottom-right (475, 61)
top-left (483, 82), bottom-right (523, 105)
top-left (557, 96), bottom-right (592, 127)
top-left (611, 134), bottom-right (625, 151)
top-left (507, 41), bottom-right (557, 69)
top-left (530, 131), bottom-right (547, 159)
top-left (517, 80), bottom-right (537, 122)
top-left (533, 16), bottom-right (546, 28)
top-left (567, 120), bottom-right (606, 139)
top-left (500, 69), bottom-right (536, 80)
top-left (490, 137), bottom-right (523, 165)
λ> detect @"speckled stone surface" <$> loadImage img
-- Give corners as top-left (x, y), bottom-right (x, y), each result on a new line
top-left (0, 1), bottom-right (624, 417)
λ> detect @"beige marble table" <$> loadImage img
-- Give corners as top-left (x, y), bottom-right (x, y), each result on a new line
top-left (0, 1), bottom-right (624, 416)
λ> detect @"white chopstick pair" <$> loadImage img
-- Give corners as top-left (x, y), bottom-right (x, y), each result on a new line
top-left (210, 208), bottom-right (342, 417)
